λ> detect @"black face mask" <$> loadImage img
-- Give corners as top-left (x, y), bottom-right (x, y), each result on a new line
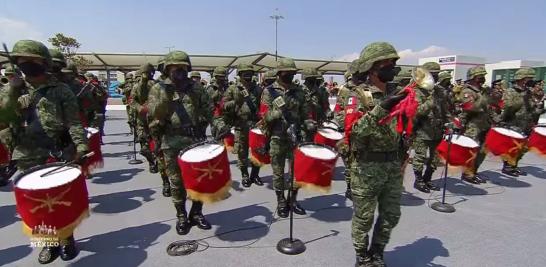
top-left (170, 68), bottom-right (188, 83)
top-left (241, 74), bottom-right (253, 83)
top-left (279, 73), bottom-right (294, 84)
top-left (376, 65), bottom-right (396, 83)
top-left (526, 80), bottom-right (536, 88)
top-left (19, 62), bottom-right (47, 77)
top-left (476, 77), bottom-right (486, 86)
top-left (440, 80), bottom-right (451, 88)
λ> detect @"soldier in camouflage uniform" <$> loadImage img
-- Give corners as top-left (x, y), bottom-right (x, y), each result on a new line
top-left (301, 68), bottom-right (329, 141)
top-left (206, 66), bottom-right (229, 138)
top-left (500, 68), bottom-right (545, 176)
top-left (456, 66), bottom-right (491, 184)
top-left (131, 63), bottom-right (158, 173)
top-left (488, 79), bottom-right (505, 125)
top-left (0, 40), bottom-right (88, 264)
top-left (411, 62), bottom-right (450, 193)
top-left (261, 69), bottom-right (277, 88)
top-left (147, 50), bottom-right (227, 235)
top-left (223, 63), bottom-right (264, 187)
top-left (349, 42), bottom-right (408, 267)
top-left (118, 73), bottom-right (135, 132)
top-left (261, 58), bottom-right (315, 218)
top-left (190, 71), bottom-right (201, 83)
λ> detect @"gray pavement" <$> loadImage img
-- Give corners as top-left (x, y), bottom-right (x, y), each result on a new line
top-left (1, 110), bottom-right (546, 267)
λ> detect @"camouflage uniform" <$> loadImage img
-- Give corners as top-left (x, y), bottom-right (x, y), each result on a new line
top-left (148, 50), bottom-right (226, 235)
top-left (261, 58), bottom-right (312, 218)
top-left (205, 66), bottom-right (228, 138)
top-left (500, 68), bottom-right (544, 176)
top-left (349, 42), bottom-right (405, 267)
top-left (118, 73), bottom-right (135, 130)
top-left (301, 68), bottom-right (329, 141)
top-left (0, 40), bottom-right (87, 264)
top-left (223, 63), bottom-right (264, 187)
top-left (456, 66), bottom-right (490, 184)
top-left (132, 63), bottom-right (158, 173)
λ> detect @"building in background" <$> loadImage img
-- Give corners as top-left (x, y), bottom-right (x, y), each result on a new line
top-left (486, 60), bottom-right (545, 85)
top-left (419, 55), bottom-right (486, 82)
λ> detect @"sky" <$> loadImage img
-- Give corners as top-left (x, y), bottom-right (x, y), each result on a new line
top-left (1, 0), bottom-right (545, 65)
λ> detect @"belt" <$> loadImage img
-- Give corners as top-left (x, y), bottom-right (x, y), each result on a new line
top-left (357, 151), bottom-right (400, 162)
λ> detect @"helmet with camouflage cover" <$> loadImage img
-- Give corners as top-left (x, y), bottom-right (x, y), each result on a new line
top-left (264, 69), bottom-right (277, 81)
top-left (162, 50), bottom-right (192, 71)
top-left (422, 62), bottom-right (441, 73)
top-left (125, 72), bottom-right (134, 79)
top-left (347, 59), bottom-right (361, 75)
top-left (358, 42), bottom-right (399, 73)
top-left (190, 71), bottom-right (201, 78)
top-left (276, 58), bottom-right (298, 72)
top-left (394, 68), bottom-right (412, 82)
top-left (514, 68), bottom-right (536, 80)
top-left (61, 63), bottom-right (78, 74)
top-left (466, 66), bottom-right (487, 80)
top-left (212, 66), bottom-right (227, 77)
top-left (84, 72), bottom-right (95, 79)
top-left (11, 40), bottom-right (52, 65)
top-left (49, 48), bottom-right (67, 67)
top-left (437, 71), bottom-right (452, 83)
top-left (301, 68), bottom-right (320, 80)
top-left (237, 63), bottom-right (255, 73)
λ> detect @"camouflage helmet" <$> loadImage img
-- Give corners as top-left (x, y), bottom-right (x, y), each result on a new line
top-left (514, 68), bottom-right (536, 80)
top-left (237, 63), bottom-right (255, 73)
top-left (264, 69), bottom-right (277, 81)
top-left (466, 66), bottom-right (487, 80)
top-left (125, 72), bottom-right (134, 79)
top-left (358, 42), bottom-right (399, 73)
top-left (48, 48), bottom-right (67, 67)
top-left (190, 71), bottom-right (201, 78)
top-left (437, 71), bottom-right (452, 83)
top-left (11, 40), bottom-right (52, 65)
top-left (61, 63), bottom-right (78, 74)
top-left (163, 50), bottom-right (192, 71)
top-left (422, 62), bottom-right (441, 73)
top-left (394, 68), bottom-right (412, 82)
top-left (347, 59), bottom-right (361, 75)
top-left (212, 66), bottom-right (227, 77)
top-left (301, 68), bottom-right (320, 80)
top-left (276, 58), bottom-right (298, 72)
top-left (84, 72), bottom-right (95, 79)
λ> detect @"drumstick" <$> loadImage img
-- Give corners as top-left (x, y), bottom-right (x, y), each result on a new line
top-left (40, 152), bottom-right (95, 177)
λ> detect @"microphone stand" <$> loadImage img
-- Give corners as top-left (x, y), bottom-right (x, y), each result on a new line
top-left (431, 125), bottom-right (456, 213)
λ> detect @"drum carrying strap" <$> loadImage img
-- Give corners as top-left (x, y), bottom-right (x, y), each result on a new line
top-left (239, 85), bottom-right (257, 115)
top-left (23, 87), bottom-right (60, 153)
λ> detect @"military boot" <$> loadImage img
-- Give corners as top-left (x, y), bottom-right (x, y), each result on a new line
top-left (59, 235), bottom-right (78, 261)
top-left (423, 168), bottom-right (440, 191)
top-left (149, 161), bottom-right (158, 174)
top-left (290, 189), bottom-right (307, 215)
top-left (38, 246), bottom-right (60, 264)
top-left (241, 167), bottom-right (252, 188)
top-left (161, 175), bottom-right (171, 197)
top-left (249, 164), bottom-right (264, 186)
top-left (513, 164), bottom-right (527, 176)
top-left (461, 173), bottom-right (481, 184)
top-left (174, 202), bottom-right (191, 235)
top-left (275, 190), bottom-right (289, 218)
top-left (413, 170), bottom-right (430, 193)
top-left (189, 201), bottom-right (211, 230)
top-left (501, 161), bottom-right (519, 177)
top-left (369, 243), bottom-right (387, 267)
top-left (355, 236), bottom-right (373, 267)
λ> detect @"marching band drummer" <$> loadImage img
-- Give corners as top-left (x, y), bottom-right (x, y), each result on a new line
top-left (0, 40), bottom-right (89, 264)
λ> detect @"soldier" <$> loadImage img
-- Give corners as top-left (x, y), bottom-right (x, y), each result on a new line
top-left (500, 68), bottom-right (544, 176)
top-left (261, 69), bottom-right (277, 88)
top-left (206, 66), bottom-right (229, 138)
top-left (301, 68), bottom-right (329, 141)
top-left (118, 72), bottom-right (135, 131)
top-left (530, 79), bottom-right (545, 124)
top-left (411, 63), bottom-right (450, 193)
top-left (147, 50), bottom-right (226, 235)
top-left (349, 42), bottom-right (408, 267)
top-left (456, 66), bottom-right (490, 184)
top-left (488, 79), bottom-right (505, 125)
top-left (190, 71), bottom-right (201, 83)
top-left (394, 68), bottom-right (412, 88)
top-left (260, 58), bottom-right (315, 218)
top-left (131, 63), bottom-right (158, 173)
top-left (0, 40), bottom-right (88, 264)
top-left (223, 63), bottom-right (264, 187)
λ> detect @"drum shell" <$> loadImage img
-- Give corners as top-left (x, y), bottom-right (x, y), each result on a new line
top-left (528, 127), bottom-right (546, 155)
top-left (485, 128), bottom-right (527, 164)
top-left (294, 143), bottom-right (337, 192)
top-left (314, 128), bottom-right (343, 149)
top-left (13, 163), bottom-right (89, 239)
top-left (223, 132), bottom-right (235, 152)
top-left (249, 128), bottom-right (271, 165)
top-left (0, 143), bottom-right (9, 165)
top-left (436, 136), bottom-right (479, 167)
top-left (177, 143), bottom-right (231, 203)
top-left (83, 128), bottom-right (103, 175)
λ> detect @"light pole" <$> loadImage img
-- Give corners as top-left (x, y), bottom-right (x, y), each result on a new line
top-left (164, 46), bottom-right (174, 52)
top-left (270, 8), bottom-right (284, 61)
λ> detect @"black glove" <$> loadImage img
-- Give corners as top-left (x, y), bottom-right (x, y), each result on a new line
top-left (380, 92), bottom-right (408, 110)
top-left (304, 119), bottom-right (318, 133)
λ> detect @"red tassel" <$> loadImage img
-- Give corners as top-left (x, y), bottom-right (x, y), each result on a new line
top-left (379, 85), bottom-right (418, 134)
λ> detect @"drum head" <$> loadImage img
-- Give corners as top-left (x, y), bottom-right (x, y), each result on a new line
top-left (180, 143), bottom-right (224, 162)
top-left (493, 127), bottom-right (525, 139)
top-left (299, 144), bottom-right (337, 160)
top-left (322, 121), bottom-right (339, 129)
top-left (85, 127), bottom-right (99, 134)
top-left (534, 127), bottom-right (546, 136)
top-left (15, 164), bottom-right (81, 190)
top-left (318, 128), bottom-right (343, 140)
top-left (450, 135), bottom-right (479, 148)
top-left (251, 128), bottom-right (263, 135)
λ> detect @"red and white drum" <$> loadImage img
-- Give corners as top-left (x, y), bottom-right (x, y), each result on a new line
top-left (0, 143), bottom-right (9, 166)
top-left (249, 128), bottom-right (271, 166)
top-left (485, 127), bottom-right (527, 165)
top-left (314, 128), bottom-right (344, 149)
top-left (528, 127), bottom-right (546, 155)
top-left (178, 142), bottom-right (231, 203)
top-left (82, 127), bottom-right (103, 176)
top-left (436, 134), bottom-right (479, 167)
top-left (13, 163), bottom-right (89, 239)
top-left (223, 128), bottom-right (236, 152)
top-left (322, 120), bottom-right (340, 130)
top-left (294, 143), bottom-right (338, 192)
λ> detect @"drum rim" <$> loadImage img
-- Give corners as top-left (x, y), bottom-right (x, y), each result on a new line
top-left (533, 126), bottom-right (546, 135)
top-left (250, 128), bottom-right (264, 134)
top-left (317, 127), bottom-right (344, 139)
top-left (322, 120), bottom-right (339, 127)
top-left (297, 142), bottom-right (338, 159)
top-left (492, 127), bottom-right (526, 139)
top-left (447, 134), bottom-right (480, 148)
top-left (13, 162), bottom-right (82, 188)
top-left (178, 140), bottom-right (225, 162)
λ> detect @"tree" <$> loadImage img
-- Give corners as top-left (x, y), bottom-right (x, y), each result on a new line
top-left (48, 33), bottom-right (92, 69)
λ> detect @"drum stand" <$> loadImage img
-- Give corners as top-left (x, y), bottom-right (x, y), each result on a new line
top-left (277, 124), bottom-right (306, 255)
top-left (128, 116), bottom-right (143, 165)
top-left (431, 129), bottom-right (456, 213)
